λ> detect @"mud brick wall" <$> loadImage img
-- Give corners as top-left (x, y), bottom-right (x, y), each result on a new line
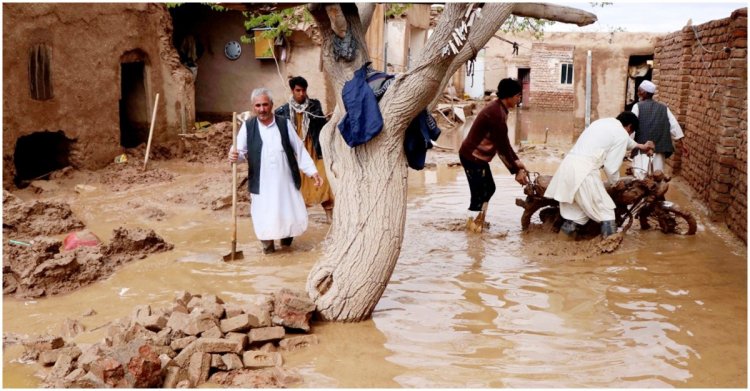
top-left (3, 4), bottom-right (195, 175)
top-left (653, 8), bottom-right (747, 242)
top-left (529, 44), bottom-right (575, 110)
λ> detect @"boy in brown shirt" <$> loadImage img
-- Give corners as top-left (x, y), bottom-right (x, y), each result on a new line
top-left (459, 78), bottom-right (529, 232)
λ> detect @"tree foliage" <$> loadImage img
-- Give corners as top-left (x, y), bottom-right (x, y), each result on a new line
top-left (500, 15), bottom-right (556, 39)
top-left (385, 3), bottom-right (411, 18)
top-left (166, 3), bottom-right (226, 12)
top-left (241, 3), bottom-right (564, 43)
top-left (241, 6), bottom-right (313, 44)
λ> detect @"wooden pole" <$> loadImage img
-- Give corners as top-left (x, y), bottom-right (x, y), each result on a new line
top-left (143, 93), bottom-right (160, 171)
top-left (230, 112), bottom-right (238, 260)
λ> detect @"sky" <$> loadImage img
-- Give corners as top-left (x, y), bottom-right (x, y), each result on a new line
top-left (543, 1), bottom-right (747, 32)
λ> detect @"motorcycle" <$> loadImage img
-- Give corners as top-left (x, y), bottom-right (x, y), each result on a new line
top-left (515, 166), bottom-right (697, 238)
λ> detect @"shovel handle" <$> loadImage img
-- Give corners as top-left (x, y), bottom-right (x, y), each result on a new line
top-left (143, 93), bottom-right (160, 171)
top-left (232, 112), bottom-right (238, 243)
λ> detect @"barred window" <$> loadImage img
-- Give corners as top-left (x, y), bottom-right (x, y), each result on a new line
top-left (29, 44), bottom-right (53, 100)
top-left (560, 63), bottom-right (573, 85)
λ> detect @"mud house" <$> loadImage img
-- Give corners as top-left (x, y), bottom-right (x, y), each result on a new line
top-left (380, 4), bottom-right (431, 73)
top-left (2, 3), bottom-right (195, 188)
top-left (169, 3), bottom-right (331, 122)
top-left (3, 3), bottom-right (428, 189)
top-left (481, 30), bottom-right (662, 143)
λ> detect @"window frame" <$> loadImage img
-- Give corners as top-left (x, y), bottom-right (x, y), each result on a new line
top-left (29, 43), bottom-right (53, 101)
top-left (560, 63), bottom-right (573, 85)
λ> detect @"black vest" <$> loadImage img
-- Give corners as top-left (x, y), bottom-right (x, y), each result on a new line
top-left (636, 100), bottom-right (674, 157)
top-left (246, 116), bottom-right (301, 195)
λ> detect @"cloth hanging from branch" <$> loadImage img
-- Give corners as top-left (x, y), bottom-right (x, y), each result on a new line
top-left (332, 29), bottom-right (357, 62)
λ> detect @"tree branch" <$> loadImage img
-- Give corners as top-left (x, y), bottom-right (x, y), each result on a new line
top-left (422, 3), bottom-right (515, 110)
top-left (512, 3), bottom-right (597, 26)
top-left (356, 3), bottom-right (376, 31)
top-left (421, 2), bottom-right (597, 110)
top-left (325, 4), bottom-right (348, 38)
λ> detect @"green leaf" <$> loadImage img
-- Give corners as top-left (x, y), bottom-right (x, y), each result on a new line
top-left (242, 5), bottom-right (312, 42)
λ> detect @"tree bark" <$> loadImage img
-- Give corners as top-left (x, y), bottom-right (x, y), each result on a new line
top-left (306, 3), bottom-right (596, 322)
top-left (511, 3), bottom-right (598, 26)
top-left (355, 3), bottom-right (376, 31)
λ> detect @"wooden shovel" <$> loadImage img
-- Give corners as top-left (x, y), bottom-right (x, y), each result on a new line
top-left (224, 112), bottom-right (244, 261)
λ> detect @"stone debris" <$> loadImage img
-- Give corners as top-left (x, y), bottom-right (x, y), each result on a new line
top-left (24, 289), bottom-right (317, 388)
top-left (60, 318), bottom-right (86, 338)
top-left (272, 288), bottom-right (316, 331)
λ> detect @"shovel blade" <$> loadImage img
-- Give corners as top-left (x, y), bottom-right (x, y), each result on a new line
top-left (223, 240), bottom-right (244, 261)
top-left (223, 251), bottom-right (244, 261)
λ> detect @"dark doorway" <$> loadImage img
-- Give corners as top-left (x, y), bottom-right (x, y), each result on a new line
top-left (120, 61), bottom-right (148, 148)
top-left (14, 131), bottom-right (73, 187)
top-left (625, 54), bottom-right (653, 111)
top-left (518, 68), bottom-right (531, 108)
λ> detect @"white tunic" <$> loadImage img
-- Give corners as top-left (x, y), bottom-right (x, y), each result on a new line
top-left (233, 118), bottom-right (318, 240)
top-left (545, 118), bottom-right (637, 223)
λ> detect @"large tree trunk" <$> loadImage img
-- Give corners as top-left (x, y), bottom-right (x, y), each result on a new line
top-left (306, 3), bottom-right (596, 322)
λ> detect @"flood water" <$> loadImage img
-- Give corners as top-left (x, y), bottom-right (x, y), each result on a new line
top-left (2, 157), bottom-right (747, 387)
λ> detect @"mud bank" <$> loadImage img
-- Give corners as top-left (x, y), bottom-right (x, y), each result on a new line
top-left (3, 191), bottom-right (84, 238)
top-left (3, 225), bottom-right (173, 299)
top-left (3, 190), bottom-right (173, 298)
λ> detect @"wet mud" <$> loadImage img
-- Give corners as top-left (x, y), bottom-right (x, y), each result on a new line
top-left (2, 132), bottom-right (747, 388)
top-left (3, 224), bottom-right (173, 299)
top-left (3, 191), bottom-right (84, 238)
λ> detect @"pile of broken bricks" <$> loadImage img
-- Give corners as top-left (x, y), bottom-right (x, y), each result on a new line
top-left (22, 288), bottom-right (320, 388)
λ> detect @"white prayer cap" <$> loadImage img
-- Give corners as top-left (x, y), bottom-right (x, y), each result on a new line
top-left (639, 80), bottom-right (656, 94)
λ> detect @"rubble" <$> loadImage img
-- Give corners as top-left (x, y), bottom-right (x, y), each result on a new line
top-left (177, 122), bottom-right (234, 164)
top-left (3, 190), bottom-right (84, 238)
top-left (272, 288), bottom-right (316, 331)
top-left (3, 225), bottom-right (174, 298)
top-left (98, 163), bottom-right (176, 192)
top-left (22, 290), bottom-right (318, 388)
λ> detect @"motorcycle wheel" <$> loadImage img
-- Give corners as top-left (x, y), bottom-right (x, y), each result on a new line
top-left (654, 205), bottom-right (697, 235)
top-left (521, 201), bottom-right (559, 231)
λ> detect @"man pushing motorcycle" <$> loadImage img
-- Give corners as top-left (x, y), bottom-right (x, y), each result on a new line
top-left (544, 112), bottom-right (654, 239)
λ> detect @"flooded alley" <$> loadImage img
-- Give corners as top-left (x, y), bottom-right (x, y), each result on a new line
top-left (4, 1), bottom-right (747, 388)
top-left (3, 152), bottom-right (746, 388)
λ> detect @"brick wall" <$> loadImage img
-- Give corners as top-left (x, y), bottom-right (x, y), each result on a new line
top-left (653, 8), bottom-right (747, 242)
top-left (529, 44), bottom-right (575, 110)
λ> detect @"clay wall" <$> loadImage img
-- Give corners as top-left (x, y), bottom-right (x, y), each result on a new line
top-left (483, 31), bottom-right (661, 129)
top-left (2, 3), bottom-right (194, 177)
top-left (652, 8), bottom-right (747, 242)
top-left (170, 6), bottom-right (328, 121)
top-left (529, 43), bottom-right (575, 110)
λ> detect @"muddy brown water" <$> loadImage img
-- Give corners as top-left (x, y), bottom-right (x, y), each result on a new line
top-left (3, 156), bottom-right (747, 387)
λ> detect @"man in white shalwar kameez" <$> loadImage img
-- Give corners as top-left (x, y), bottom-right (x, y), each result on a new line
top-left (545, 112), bottom-right (653, 238)
top-left (229, 88), bottom-right (322, 254)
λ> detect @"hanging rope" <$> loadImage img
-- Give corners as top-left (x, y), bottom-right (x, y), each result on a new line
top-left (690, 24), bottom-right (730, 98)
top-left (492, 34), bottom-right (529, 55)
top-left (466, 58), bottom-right (475, 87)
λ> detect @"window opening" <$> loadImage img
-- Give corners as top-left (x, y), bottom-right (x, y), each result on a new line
top-left (560, 63), bottom-right (573, 84)
top-left (29, 44), bottom-right (53, 100)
